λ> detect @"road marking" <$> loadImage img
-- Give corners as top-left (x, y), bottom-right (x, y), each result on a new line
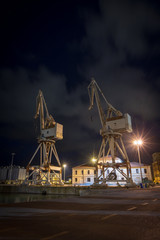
top-left (141, 202), bottom-right (149, 206)
top-left (41, 231), bottom-right (69, 240)
top-left (101, 214), bottom-right (117, 220)
top-left (127, 207), bottom-right (137, 211)
top-left (153, 199), bottom-right (157, 202)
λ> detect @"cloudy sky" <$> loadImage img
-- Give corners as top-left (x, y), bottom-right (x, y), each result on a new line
top-left (0, 0), bottom-right (160, 175)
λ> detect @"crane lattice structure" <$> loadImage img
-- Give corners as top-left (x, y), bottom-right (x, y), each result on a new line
top-left (88, 78), bottom-right (133, 185)
top-left (25, 90), bottom-right (63, 185)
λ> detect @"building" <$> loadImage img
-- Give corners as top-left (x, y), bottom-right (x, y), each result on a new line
top-left (0, 166), bottom-right (26, 183)
top-left (129, 162), bottom-right (152, 184)
top-left (72, 157), bottom-right (152, 186)
top-left (72, 163), bottom-right (95, 186)
top-left (152, 152), bottom-right (160, 183)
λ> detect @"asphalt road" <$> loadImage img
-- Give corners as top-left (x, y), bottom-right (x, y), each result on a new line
top-left (0, 187), bottom-right (160, 240)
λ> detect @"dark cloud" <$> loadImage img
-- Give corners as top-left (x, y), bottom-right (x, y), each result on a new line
top-left (0, 65), bottom-right (99, 167)
top-left (0, 0), bottom-right (160, 168)
top-left (78, 0), bottom-right (160, 121)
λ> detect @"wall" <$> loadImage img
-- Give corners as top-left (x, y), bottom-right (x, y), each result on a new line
top-left (72, 167), bottom-right (95, 186)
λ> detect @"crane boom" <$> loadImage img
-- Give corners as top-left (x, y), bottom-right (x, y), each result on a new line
top-left (35, 90), bottom-right (56, 132)
top-left (88, 79), bottom-right (106, 127)
top-left (34, 90), bottom-right (63, 140)
top-left (88, 78), bottom-right (132, 134)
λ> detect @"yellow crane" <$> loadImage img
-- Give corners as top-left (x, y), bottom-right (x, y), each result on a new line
top-left (25, 90), bottom-right (63, 185)
top-left (88, 78), bottom-right (133, 185)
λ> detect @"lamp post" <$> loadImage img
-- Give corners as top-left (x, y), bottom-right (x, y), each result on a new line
top-left (92, 158), bottom-right (97, 183)
top-left (9, 153), bottom-right (15, 182)
top-left (63, 164), bottom-right (66, 182)
top-left (133, 140), bottom-right (143, 183)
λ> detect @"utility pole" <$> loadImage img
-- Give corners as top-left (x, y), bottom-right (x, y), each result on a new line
top-left (137, 145), bottom-right (143, 183)
top-left (134, 139), bottom-right (143, 183)
top-left (9, 153), bottom-right (15, 182)
top-left (63, 164), bottom-right (66, 182)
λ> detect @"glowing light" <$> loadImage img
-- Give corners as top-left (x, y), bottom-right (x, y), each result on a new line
top-left (63, 164), bottom-right (66, 168)
top-left (92, 158), bottom-right (97, 163)
top-left (133, 139), bottom-right (143, 146)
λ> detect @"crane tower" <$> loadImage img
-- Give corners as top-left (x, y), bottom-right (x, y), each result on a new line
top-left (25, 90), bottom-right (63, 185)
top-left (88, 78), bottom-right (133, 185)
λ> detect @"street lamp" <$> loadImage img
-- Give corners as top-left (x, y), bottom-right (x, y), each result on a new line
top-left (63, 164), bottom-right (66, 182)
top-left (92, 158), bottom-right (97, 163)
top-left (133, 139), bottom-right (143, 183)
top-left (9, 153), bottom-right (15, 182)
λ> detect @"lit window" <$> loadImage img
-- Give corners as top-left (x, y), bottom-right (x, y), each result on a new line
top-left (136, 169), bottom-right (139, 174)
top-left (75, 170), bottom-right (77, 175)
top-left (75, 178), bottom-right (77, 182)
top-left (144, 169), bottom-right (147, 174)
top-left (88, 170), bottom-right (90, 175)
top-left (87, 178), bottom-right (91, 182)
top-left (82, 170), bottom-right (83, 175)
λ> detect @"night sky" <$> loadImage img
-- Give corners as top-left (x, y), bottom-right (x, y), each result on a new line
top-left (0, 0), bottom-right (160, 177)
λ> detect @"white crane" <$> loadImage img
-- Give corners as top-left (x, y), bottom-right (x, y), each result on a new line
top-left (88, 78), bottom-right (133, 185)
top-left (25, 90), bottom-right (63, 185)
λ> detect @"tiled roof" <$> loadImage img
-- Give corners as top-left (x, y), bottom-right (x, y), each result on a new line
top-left (130, 162), bottom-right (150, 167)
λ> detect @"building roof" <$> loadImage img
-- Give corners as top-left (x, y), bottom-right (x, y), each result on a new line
top-left (72, 161), bottom-right (150, 169)
top-left (130, 162), bottom-right (150, 167)
top-left (72, 163), bottom-right (95, 169)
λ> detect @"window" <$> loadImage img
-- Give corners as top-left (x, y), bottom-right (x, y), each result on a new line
top-left (75, 178), bottom-right (77, 182)
top-left (88, 170), bottom-right (90, 175)
top-left (121, 177), bottom-right (124, 180)
top-left (144, 169), bottom-right (147, 174)
top-left (136, 169), bottom-right (139, 174)
top-left (75, 170), bottom-right (77, 175)
top-left (107, 169), bottom-right (109, 174)
top-left (94, 170), bottom-right (96, 174)
top-left (87, 178), bottom-right (91, 182)
top-left (81, 170), bottom-right (84, 175)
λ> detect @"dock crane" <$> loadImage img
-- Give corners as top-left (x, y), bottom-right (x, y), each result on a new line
top-left (88, 78), bottom-right (133, 185)
top-left (25, 90), bottom-right (63, 185)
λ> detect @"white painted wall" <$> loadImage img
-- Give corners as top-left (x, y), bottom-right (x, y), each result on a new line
top-left (72, 162), bottom-right (152, 186)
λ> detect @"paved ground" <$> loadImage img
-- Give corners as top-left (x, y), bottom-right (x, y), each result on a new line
top-left (0, 187), bottom-right (160, 240)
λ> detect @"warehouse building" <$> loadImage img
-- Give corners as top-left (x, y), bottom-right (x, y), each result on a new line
top-left (0, 166), bottom-right (26, 183)
top-left (72, 156), bottom-right (152, 186)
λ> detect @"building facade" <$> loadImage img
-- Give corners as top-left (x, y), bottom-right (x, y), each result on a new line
top-left (72, 164), bottom-right (95, 186)
top-left (152, 152), bottom-right (160, 183)
top-left (72, 157), bottom-right (152, 186)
